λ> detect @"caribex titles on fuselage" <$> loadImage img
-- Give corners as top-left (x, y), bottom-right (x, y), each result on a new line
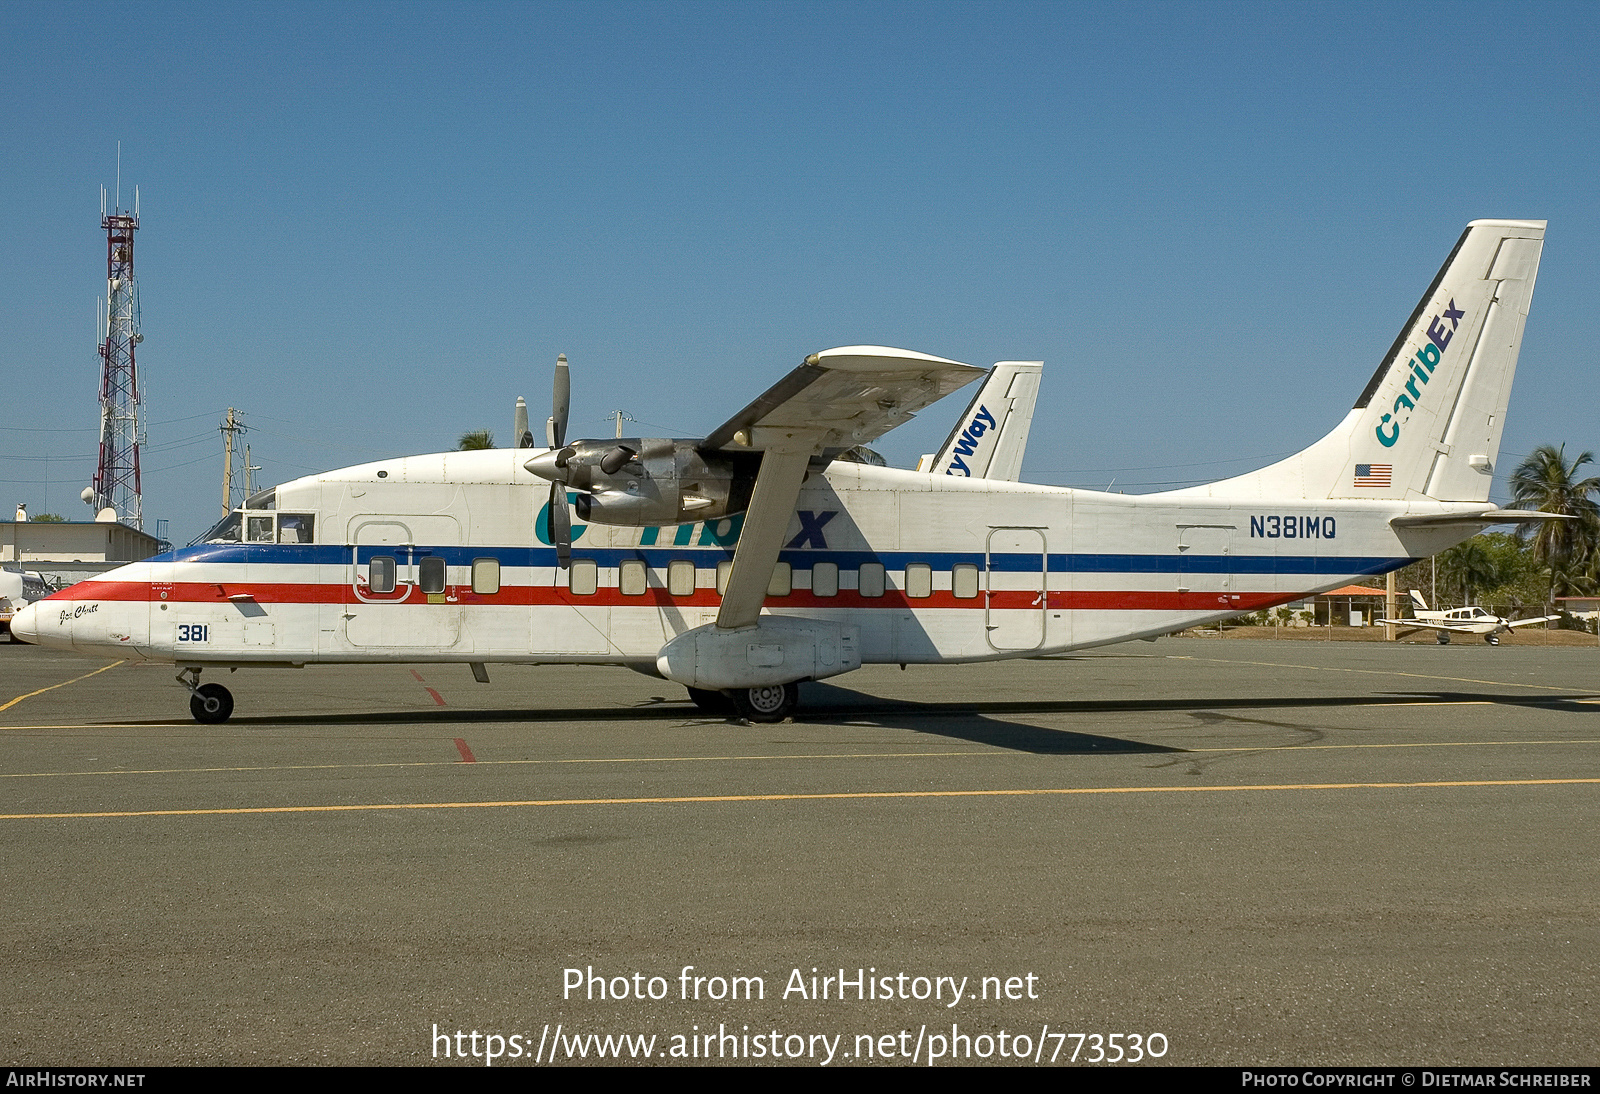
top-left (13, 220), bottom-right (1559, 723)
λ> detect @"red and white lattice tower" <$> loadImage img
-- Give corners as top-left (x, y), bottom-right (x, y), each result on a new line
top-left (92, 186), bottom-right (145, 529)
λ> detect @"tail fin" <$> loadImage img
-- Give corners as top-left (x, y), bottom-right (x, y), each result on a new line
top-left (1410, 589), bottom-right (1429, 611)
top-left (1180, 220), bottom-right (1545, 503)
top-left (919, 361), bottom-right (1042, 480)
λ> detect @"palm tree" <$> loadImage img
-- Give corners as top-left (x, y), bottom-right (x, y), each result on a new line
top-left (1509, 445), bottom-right (1600, 602)
top-left (457, 430), bottom-right (495, 451)
top-left (1438, 537), bottom-right (1499, 606)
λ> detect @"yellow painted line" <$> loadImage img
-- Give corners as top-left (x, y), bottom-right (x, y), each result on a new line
top-left (0, 749), bottom-right (1004, 779)
top-left (1170, 655), bottom-right (1588, 693)
top-left (4, 737), bottom-right (1600, 781)
top-left (5, 778), bottom-right (1598, 820)
top-left (0, 661), bottom-right (125, 713)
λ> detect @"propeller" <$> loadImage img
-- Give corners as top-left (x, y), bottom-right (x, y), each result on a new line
top-left (513, 396), bottom-right (535, 449)
top-left (543, 355), bottom-right (573, 569)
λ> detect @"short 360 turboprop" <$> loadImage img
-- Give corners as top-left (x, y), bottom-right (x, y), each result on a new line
top-left (13, 221), bottom-right (1562, 723)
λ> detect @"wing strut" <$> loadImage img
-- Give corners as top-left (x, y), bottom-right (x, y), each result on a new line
top-left (714, 444), bottom-right (812, 631)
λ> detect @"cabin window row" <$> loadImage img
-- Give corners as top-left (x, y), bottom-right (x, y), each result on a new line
top-left (564, 560), bottom-right (982, 599)
top-left (364, 557), bottom-right (981, 599)
top-left (364, 557), bottom-right (501, 595)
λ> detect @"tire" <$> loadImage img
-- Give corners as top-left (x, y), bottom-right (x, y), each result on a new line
top-left (687, 687), bottom-right (736, 715)
top-left (1485, 633), bottom-right (1500, 646)
top-left (1436, 632), bottom-right (1450, 645)
top-left (190, 683), bottom-right (234, 724)
top-left (732, 682), bottom-right (800, 723)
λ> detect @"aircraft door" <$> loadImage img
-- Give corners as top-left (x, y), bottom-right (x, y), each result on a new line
top-left (142, 558), bottom-right (175, 659)
top-left (1177, 523), bottom-right (1238, 614)
top-left (344, 517), bottom-right (466, 650)
top-left (986, 527), bottom-right (1047, 651)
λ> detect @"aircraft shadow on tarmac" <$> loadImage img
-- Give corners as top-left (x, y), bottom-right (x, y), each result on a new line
top-left (110, 685), bottom-right (1598, 756)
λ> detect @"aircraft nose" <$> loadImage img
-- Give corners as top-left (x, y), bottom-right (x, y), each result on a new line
top-left (9, 601), bottom-right (39, 644)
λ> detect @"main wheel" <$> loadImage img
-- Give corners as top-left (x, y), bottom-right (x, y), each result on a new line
top-left (732, 682), bottom-right (800, 723)
top-left (190, 683), bottom-right (234, 724)
top-left (687, 686), bottom-right (736, 715)
top-left (1485, 633), bottom-right (1500, 646)
top-left (1436, 632), bottom-right (1450, 645)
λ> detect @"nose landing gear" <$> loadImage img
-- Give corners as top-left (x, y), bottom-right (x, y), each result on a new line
top-left (177, 668), bottom-right (234, 724)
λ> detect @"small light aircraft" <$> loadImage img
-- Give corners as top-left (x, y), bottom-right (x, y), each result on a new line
top-left (1, 568), bottom-right (52, 643)
top-left (1377, 589), bottom-right (1559, 645)
top-left (13, 220), bottom-right (1565, 723)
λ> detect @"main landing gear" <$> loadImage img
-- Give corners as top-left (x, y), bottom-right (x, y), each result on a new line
top-left (178, 668), bottom-right (234, 724)
top-left (686, 683), bottom-right (801, 723)
top-left (1436, 631), bottom-right (1451, 645)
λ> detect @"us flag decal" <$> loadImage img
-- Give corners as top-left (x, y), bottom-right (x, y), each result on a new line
top-left (1354, 463), bottom-right (1392, 487)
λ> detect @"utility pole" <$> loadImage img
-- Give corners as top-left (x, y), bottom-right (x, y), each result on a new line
top-left (220, 408), bottom-right (246, 517)
top-left (612, 410), bottom-right (634, 439)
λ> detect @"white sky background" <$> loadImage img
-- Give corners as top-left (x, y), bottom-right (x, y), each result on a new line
top-left (2, 1), bottom-right (1596, 541)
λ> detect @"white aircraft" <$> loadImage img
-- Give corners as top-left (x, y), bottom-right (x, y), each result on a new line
top-left (1377, 588), bottom-right (1559, 645)
top-left (13, 219), bottom-right (1565, 724)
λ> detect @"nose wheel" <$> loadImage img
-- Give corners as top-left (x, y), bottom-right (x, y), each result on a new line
top-left (178, 669), bottom-right (235, 724)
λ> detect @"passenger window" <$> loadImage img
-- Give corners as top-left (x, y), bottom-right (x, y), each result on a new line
top-left (952, 563), bottom-right (979, 599)
top-left (767, 562), bottom-right (791, 597)
top-left (620, 559), bottom-right (647, 596)
top-left (419, 556), bottom-right (447, 594)
top-left (811, 562), bottom-right (838, 597)
top-left (569, 559), bottom-right (598, 596)
top-left (277, 514), bottom-right (314, 544)
top-left (668, 560), bottom-right (696, 597)
top-left (247, 516), bottom-right (275, 543)
top-left (905, 563), bottom-right (933, 599)
top-left (368, 556), bottom-right (397, 594)
top-left (859, 562), bottom-right (886, 598)
top-left (472, 558), bottom-right (500, 595)
top-left (716, 560), bottom-right (733, 595)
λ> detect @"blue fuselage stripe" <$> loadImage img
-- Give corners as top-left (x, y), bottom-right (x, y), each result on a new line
top-left (160, 543), bottom-right (1410, 578)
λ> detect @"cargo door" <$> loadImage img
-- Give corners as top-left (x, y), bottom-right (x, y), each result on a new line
top-left (986, 527), bottom-right (1047, 651)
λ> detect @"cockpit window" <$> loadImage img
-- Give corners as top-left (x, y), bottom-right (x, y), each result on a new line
top-left (277, 514), bottom-right (314, 544)
top-left (247, 516), bottom-right (275, 543)
top-left (193, 511), bottom-right (243, 545)
top-left (244, 487), bottom-right (277, 511)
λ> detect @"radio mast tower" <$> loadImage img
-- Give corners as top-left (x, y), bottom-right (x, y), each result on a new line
top-left (92, 178), bottom-right (145, 530)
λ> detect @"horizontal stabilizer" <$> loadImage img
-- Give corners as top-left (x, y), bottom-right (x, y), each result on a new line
top-left (1390, 508), bottom-right (1575, 527)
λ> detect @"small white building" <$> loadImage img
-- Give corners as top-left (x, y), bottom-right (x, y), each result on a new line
top-left (1, 519), bottom-right (164, 587)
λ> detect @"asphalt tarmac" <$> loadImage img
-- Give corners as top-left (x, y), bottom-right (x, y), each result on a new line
top-left (1, 639), bottom-right (1596, 1067)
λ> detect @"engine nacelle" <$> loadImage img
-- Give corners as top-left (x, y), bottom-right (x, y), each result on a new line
top-left (540, 438), bottom-right (759, 528)
top-left (656, 617), bottom-right (862, 690)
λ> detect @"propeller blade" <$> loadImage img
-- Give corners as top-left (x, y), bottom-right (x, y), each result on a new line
top-left (599, 444), bottom-right (637, 475)
top-left (547, 481), bottom-right (572, 569)
top-left (513, 396), bottom-right (535, 449)
top-left (548, 353), bottom-right (570, 449)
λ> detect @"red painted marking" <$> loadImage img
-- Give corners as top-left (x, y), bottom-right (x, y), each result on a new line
top-left (425, 687), bottom-right (446, 706)
top-left (454, 738), bottom-right (476, 763)
top-left (410, 669), bottom-right (425, 682)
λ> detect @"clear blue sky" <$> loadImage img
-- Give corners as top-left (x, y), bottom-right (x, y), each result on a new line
top-left (3, 1), bottom-right (1596, 542)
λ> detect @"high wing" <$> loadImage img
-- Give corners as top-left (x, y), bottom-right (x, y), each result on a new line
top-left (703, 346), bottom-right (985, 630)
